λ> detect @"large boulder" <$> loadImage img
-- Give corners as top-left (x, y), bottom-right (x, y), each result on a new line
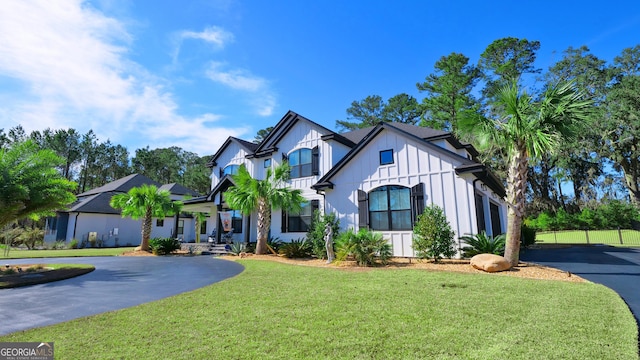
top-left (470, 254), bottom-right (511, 273)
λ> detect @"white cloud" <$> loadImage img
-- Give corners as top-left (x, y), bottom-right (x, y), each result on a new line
top-left (171, 26), bottom-right (234, 63)
top-left (179, 26), bottom-right (234, 46)
top-left (0, 0), bottom-right (242, 155)
top-left (206, 62), bottom-right (277, 116)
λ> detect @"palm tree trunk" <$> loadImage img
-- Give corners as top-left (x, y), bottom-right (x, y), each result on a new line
top-left (255, 197), bottom-right (271, 254)
top-left (140, 207), bottom-right (153, 251)
top-left (504, 146), bottom-right (528, 267)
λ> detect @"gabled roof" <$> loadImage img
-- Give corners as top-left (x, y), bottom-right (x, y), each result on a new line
top-left (67, 192), bottom-right (121, 214)
top-left (77, 174), bottom-right (161, 197)
top-left (250, 110), bottom-right (338, 158)
top-left (340, 123), bottom-right (449, 144)
top-left (68, 174), bottom-right (200, 215)
top-left (159, 183), bottom-right (200, 197)
top-left (206, 175), bottom-right (237, 202)
top-left (207, 136), bottom-right (260, 168)
top-left (312, 122), bottom-right (505, 196)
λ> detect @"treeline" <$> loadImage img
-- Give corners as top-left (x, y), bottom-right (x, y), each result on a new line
top-left (0, 127), bottom-right (211, 195)
top-left (335, 37), bottom-right (640, 218)
top-left (526, 201), bottom-right (639, 231)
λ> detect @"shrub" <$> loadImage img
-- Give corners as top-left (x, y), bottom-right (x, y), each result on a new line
top-left (335, 229), bottom-right (391, 266)
top-left (412, 205), bottom-right (456, 262)
top-left (279, 238), bottom-right (312, 258)
top-left (306, 210), bottom-right (340, 259)
top-left (228, 242), bottom-right (247, 255)
top-left (460, 232), bottom-right (506, 258)
top-left (69, 239), bottom-right (79, 249)
top-left (521, 225), bottom-right (537, 248)
top-left (266, 237), bottom-right (284, 253)
top-left (149, 237), bottom-right (181, 255)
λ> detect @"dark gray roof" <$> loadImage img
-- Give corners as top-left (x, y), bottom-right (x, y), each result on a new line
top-left (207, 136), bottom-right (260, 167)
top-left (78, 174), bottom-right (161, 197)
top-left (68, 192), bottom-right (121, 214)
top-left (68, 175), bottom-right (200, 215)
top-left (159, 183), bottom-right (200, 197)
top-left (251, 110), bottom-right (337, 158)
top-left (340, 123), bottom-right (449, 144)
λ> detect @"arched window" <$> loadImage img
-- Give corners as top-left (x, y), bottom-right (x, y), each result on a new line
top-left (289, 148), bottom-right (312, 178)
top-left (223, 164), bottom-right (240, 176)
top-left (368, 185), bottom-right (412, 230)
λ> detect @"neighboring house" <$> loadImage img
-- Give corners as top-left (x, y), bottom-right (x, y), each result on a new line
top-left (182, 110), bottom-right (507, 257)
top-left (44, 174), bottom-right (203, 247)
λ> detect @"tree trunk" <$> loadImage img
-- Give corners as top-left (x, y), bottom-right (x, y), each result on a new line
top-left (140, 207), bottom-right (152, 251)
top-left (255, 197), bottom-right (271, 254)
top-left (504, 146), bottom-right (528, 267)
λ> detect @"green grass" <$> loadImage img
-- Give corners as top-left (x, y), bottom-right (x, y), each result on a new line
top-left (0, 247), bottom-right (135, 259)
top-left (537, 229), bottom-right (640, 246)
top-left (1, 260), bottom-right (637, 359)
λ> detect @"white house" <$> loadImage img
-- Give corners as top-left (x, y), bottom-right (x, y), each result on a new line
top-left (183, 110), bottom-right (506, 257)
top-left (44, 174), bottom-right (203, 247)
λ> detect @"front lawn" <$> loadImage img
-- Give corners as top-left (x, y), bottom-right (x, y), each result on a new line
top-left (0, 247), bottom-right (135, 259)
top-left (1, 260), bottom-right (637, 359)
top-left (537, 229), bottom-right (640, 246)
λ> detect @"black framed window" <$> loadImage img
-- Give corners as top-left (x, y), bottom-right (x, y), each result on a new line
top-left (369, 185), bottom-right (411, 230)
top-left (380, 149), bottom-right (394, 165)
top-left (231, 210), bottom-right (243, 233)
top-left (200, 221), bottom-right (207, 235)
top-left (156, 219), bottom-right (164, 227)
top-left (177, 220), bottom-right (184, 235)
top-left (264, 158), bottom-right (271, 168)
top-left (289, 148), bottom-right (312, 178)
top-left (287, 202), bottom-right (313, 232)
top-left (223, 164), bottom-right (240, 176)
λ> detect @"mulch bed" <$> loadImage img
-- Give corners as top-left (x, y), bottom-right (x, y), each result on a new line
top-left (0, 265), bottom-right (95, 289)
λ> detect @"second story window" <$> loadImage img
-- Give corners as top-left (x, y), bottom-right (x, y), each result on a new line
top-left (289, 148), bottom-right (312, 178)
top-left (223, 164), bottom-right (240, 176)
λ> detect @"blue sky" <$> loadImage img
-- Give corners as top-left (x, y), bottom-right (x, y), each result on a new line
top-left (0, 0), bottom-right (639, 156)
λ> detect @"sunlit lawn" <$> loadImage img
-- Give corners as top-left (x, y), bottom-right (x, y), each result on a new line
top-left (0, 247), bottom-right (135, 259)
top-left (1, 260), bottom-right (637, 359)
top-left (537, 229), bottom-right (640, 246)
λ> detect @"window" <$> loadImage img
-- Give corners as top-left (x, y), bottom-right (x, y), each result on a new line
top-left (289, 148), bottom-right (312, 178)
top-left (282, 200), bottom-right (319, 233)
top-left (264, 158), bottom-right (271, 168)
top-left (223, 164), bottom-right (240, 176)
top-left (156, 219), bottom-right (164, 227)
top-left (287, 203), bottom-right (313, 232)
top-left (380, 149), bottom-right (394, 165)
top-left (475, 193), bottom-right (486, 233)
top-left (200, 221), bottom-right (207, 235)
top-left (490, 202), bottom-right (502, 236)
top-left (368, 186), bottom-right (411, 230)
top-left (177, 220), bottom-right (184, 235)
top-left (231, 210), bottom-right (242, 233)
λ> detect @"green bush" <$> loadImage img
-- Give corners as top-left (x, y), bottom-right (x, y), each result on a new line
top-left (228, 242), bottom-right (247, 255)
top-left (149, 237), bottom-right (181, 255)
top-left (279, 238), bottom-right (312, 258)
top-left (335, 228), bottom-right (391, 266)
top-left (460, 232), bottom-right (505, 258)
top-left (521, 225), bottom-right (537, 248)
top-left (306, 210), bottom-right (340, 259)
top-left (266, 236), bottom-right (284, 253)
top-left (69, 239), bottom-right (79, 249)
top-left (412, 205), bottom-right (456, 262)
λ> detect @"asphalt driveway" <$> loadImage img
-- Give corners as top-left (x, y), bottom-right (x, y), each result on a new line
top-left (0, 256), bottom-right (244, 336)
top-left (521, 245), bottom-right (640, 324)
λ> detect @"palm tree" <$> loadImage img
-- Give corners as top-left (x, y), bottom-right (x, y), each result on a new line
top-left (110, 185), bottom-right (182, 251)
top-left (192, 212), bottom-right (208, 243)
top-left (0, 140), bottom-right (77, 229)
top-left (461, 81), bottom-right (591, 266)
top-left (224, 163), bottom-right (306, 254)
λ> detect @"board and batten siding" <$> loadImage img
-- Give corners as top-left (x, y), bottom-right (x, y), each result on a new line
top-left (323, 129), bottom-right (490, 257)
top-left (210, 142), bottom-right (255, 190)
